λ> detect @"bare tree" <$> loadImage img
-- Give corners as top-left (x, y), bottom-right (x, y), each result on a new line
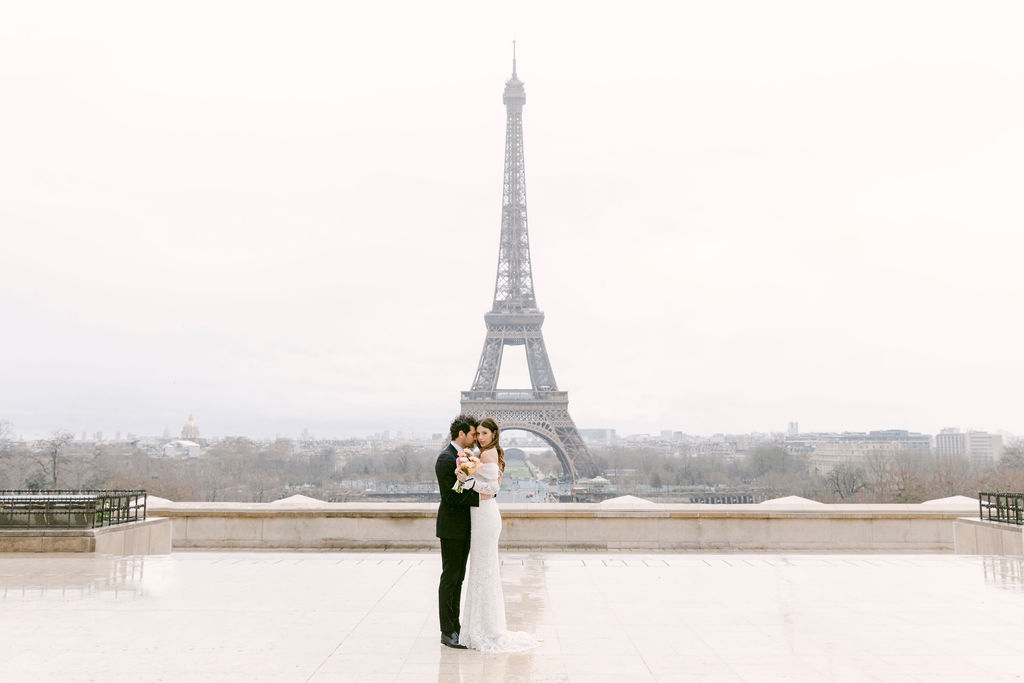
top-left (929, 455), bottom-right (972, 498)
top-left (0, 420), bottom-right (12, 455)
top-left (0, 420), bottom-right (14, 486)
top-left (744, 445), bottom-right (809, 481)
top-left (392, 446), bottom-right (413, 477)
top-left (863, 449), bottom-right (896, 501)
top-left (1000, 439), bottom-right (1024, 470)
top-left (61, 451), bottom-right (99, 489)
top-left (35, 431), bottom-right (73, 489)
top-left (0, 423), bottom-right (37, 488)
top-left (890, 451), bottom-right (926, 503)
top-left (825, 462), bottom-right (868, 500)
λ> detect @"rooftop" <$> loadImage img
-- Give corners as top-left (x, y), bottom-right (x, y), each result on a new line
top-left (2, 550), bottom-right (1023, 681)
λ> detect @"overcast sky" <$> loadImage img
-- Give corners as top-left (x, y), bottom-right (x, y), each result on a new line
top-left (1, 1), bottom-right (1022, 440)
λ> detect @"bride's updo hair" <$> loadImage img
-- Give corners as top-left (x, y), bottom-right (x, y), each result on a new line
top-left (479, 417), bottom-right (504, 473)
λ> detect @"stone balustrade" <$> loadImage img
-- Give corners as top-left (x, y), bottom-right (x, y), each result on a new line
top-left (148, 495), bottom-right (980, 552)
top-left (0, 517), bottom-right (172, 554)
top-left (953, 517), bottom-right (1024, 555)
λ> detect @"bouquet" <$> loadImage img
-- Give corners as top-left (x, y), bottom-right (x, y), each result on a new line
top-left (452, 451), bottom-right (480, 493)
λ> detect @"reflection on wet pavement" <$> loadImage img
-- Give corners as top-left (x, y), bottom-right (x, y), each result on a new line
top-left (983, 555), bottom-right (1024, 593)
top-left (0, 554), bottom-right (148, 600)
top-left (1, 552), bottom-right (1023, 682)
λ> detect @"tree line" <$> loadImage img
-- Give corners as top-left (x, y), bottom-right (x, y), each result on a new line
top-left (1, 420), bottom-right (1021, 504)
top-left (586, 443), bottom-right (1024, 503)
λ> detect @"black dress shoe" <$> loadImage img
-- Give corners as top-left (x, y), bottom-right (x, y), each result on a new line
top-left (440, 631), bottom-right (467, 649)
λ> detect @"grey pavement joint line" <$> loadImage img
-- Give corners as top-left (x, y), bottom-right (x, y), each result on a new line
top-left (304, 562), bottom-right (414, 682)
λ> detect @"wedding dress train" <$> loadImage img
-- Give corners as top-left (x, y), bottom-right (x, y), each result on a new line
top-left (458, 462), bottom-right (540, 653)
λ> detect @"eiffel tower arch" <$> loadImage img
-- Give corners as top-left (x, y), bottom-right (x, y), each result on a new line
top-left (461, 51), bottom-right (599, 481)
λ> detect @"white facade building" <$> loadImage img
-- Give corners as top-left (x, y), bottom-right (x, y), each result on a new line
top-left (935, 428), bottom-right (1003, 463)
top-left (163, 440), bottom-right (201, 459)
top-left (966, 431), bottom-right (1003, 463)
top-left (936, 428), bottom-right (966, 457)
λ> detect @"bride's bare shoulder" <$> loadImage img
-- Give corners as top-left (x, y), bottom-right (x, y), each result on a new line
top-left (480, 448), bottom-right (499, 463)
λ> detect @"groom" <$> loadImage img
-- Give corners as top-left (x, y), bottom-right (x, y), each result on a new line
top-left (435, 414), bottom-right (480, 649)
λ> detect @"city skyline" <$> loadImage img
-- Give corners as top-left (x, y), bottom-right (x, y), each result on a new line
top-left (2, 412), bottom-right (1017, 444)
top-left (2, 3), bottom-right (1023, 440)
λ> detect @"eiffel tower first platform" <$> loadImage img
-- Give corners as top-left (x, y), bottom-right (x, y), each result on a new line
top-left (461, 52), bottom-right (599, 481)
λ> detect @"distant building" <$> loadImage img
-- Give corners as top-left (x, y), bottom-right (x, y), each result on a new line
top-left (573, 476), bottom-right (612, 493)
top-left (163, 440), bottom-right (201, 459)
top-left (967, 430), bottom-right (1004, 463)
top-left (181, 413), bottom-right (200, 441)
top-left (794, 429), bottom-right (934, 474)
top-left (862, 430), bottom-right (932, 455)
top-left (935, 428), bottom-right (1003, 463)
top-left (809, 441), bottom-right (900, 474)
top-left (936, 428), bottom-right (966, 457)
top-left (698, 441), bottom-right (738, 459)
top-left (580, 428), bottom-right (617, 446)
top-left (788, 422), bottom-right (799, 437)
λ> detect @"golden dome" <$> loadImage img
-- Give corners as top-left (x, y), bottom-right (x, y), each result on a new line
top-left (181, 412), bottom-right (200, 440)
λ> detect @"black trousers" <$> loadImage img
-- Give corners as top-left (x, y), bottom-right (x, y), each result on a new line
top-left (438, 536), bottom-right (471, 634)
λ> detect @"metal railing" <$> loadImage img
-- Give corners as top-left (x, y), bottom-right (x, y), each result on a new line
top-left (0, 490), bottom-right (147, 529)
top-left (978, 492), bottom-right (1024, 526)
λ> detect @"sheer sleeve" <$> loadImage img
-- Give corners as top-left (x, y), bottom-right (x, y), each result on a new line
top-left (473, 462), bottom-right (502, 495)
top-left (474, 476), bottom-right (500, 496)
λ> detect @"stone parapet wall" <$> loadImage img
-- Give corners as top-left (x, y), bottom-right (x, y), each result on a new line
top-left (954, 517), bottom-right (1024, 555)
top-left (149, 501), bottom-right (977, 552)
top-left (0, 517), bottom-right (172, 554)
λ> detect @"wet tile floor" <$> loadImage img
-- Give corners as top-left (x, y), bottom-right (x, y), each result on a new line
top-left (1, 552), bottom-right (1023, 682)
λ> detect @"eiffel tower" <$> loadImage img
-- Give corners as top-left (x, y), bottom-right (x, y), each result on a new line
top-left (461, 51), bottom-right (599, 481)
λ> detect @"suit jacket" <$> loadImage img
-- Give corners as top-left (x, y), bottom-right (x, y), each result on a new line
top-left (435, 443), bottom-right (479, 539)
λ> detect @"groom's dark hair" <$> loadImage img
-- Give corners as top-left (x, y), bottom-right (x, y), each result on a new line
top-left (449, 414), bottom-right (479, 440)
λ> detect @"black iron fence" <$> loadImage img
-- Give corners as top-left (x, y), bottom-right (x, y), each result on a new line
top-left (978, 492), bottom-right (1024, 526)
top-left (0, 490), bottom-right (147, 529)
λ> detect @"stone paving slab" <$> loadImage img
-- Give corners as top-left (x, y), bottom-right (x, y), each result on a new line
top-left (1, 552), bottom-right (1023, 682)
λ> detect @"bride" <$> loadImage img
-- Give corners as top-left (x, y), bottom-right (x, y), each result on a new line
top-left (456, 417), bottom-right (540, 653)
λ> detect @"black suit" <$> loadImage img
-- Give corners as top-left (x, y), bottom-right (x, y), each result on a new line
top-left (435, 442), bottom-right (479, 635)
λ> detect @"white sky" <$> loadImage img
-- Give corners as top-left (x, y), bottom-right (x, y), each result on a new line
top-left (1, 1), bottom-right (1022, 440)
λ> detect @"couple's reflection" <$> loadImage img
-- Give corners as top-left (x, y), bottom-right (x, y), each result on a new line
top-left (438, 647), bottom-right (536, 683)
top-left (437, 554), bottom-right (546, 682)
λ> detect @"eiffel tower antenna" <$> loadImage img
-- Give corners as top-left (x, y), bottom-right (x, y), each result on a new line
top-left (461, 54), bottom-right (599, 481)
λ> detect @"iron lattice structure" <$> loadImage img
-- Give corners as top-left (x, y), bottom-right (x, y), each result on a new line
top-left (461, 55), bottom-right (599, 481)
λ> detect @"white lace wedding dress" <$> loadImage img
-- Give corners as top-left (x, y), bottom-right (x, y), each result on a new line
top-left (458, 461), bottom-right (541, 653)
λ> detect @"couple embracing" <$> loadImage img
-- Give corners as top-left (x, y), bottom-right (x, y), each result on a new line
top-left (435, 414), bottom-right (540, 653)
